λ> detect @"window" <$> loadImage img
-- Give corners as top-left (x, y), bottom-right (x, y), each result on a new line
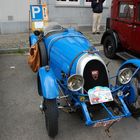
top-left (103, 1), bottom-right (107, 7)
top-left (84, 0), bottom-right (91, 6)
top-left (84, 0), bottom-right (107, 7)
top-left (56, 0), bottom-right (107, 7)
top-left (138, 4), bottom-right (140, 21)
top-left (119, 3), bottom-right (134, 20)
top-left (56, 0), bottom-right (80, 5)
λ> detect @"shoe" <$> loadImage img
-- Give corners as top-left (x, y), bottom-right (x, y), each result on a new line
top-left (92, 32), bottom-right (96, 34)
top-left (96, 32), bottom-right (100, 34)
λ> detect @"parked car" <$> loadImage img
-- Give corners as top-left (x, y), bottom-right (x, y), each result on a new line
top-left (29, 25), bottom-right (140, 138)
top-left (101, 0), bottom-right (140, 59)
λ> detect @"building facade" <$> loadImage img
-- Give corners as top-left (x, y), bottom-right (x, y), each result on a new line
top-left (46, 0), bottom-right (111, 27)
top-left (0, 0), bottom-right (37, 34)
top-left (0, 0), bottom-right (111, 34)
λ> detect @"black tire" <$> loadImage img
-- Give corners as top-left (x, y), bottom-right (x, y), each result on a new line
top-left (44, 99), bottom-right (58, 138)
top-left (38, 41), bottom-right (48, 66)
top-left (29, 37), bottom-right (31, 47)
top-left (37, 74), bottom-right (42, 96)
top-left (103, 35), bottom-right (117, 59)
top-left (117, 66), bottom-right (140, 118)
top-left (128, 76), bottom-right (140, 118)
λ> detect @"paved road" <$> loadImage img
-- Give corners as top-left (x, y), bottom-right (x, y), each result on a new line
top-left (0, 53), bottom-right (140, 140)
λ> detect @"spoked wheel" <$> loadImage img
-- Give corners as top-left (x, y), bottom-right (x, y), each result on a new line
top-left (103, 35), bottom-right (117, 59)
top-left (128, 77), bottom-right (140, 118)
top-left (44, 99), bottom-right (58, 138)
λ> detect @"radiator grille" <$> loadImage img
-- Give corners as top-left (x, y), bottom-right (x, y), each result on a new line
top-left (83, 60), bottom-right (109, 92)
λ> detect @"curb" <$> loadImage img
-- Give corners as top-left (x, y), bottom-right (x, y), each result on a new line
top-left (0, 45), bottom-right (103, 54)
top-left (0, 47), bottom-right (29, 54)
top-left (0, 44), bottom-right (103, 54)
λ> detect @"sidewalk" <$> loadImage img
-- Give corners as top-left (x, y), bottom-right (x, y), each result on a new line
top-left (0, 33), bottom-right (29, 52)
top-left (0, 27), bottom-right (104, 53)
top-left (79, 26), bottom-right (104, 46)
top-left (83, 32), bottom-right (103, 45)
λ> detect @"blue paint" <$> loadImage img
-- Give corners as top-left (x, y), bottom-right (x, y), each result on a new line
top-left (38, 67), bottom-right (59, 99)
top-left (30, 27), bottom-right (140, 128)
top-left (116, 59), bottom-right (140, 105)
top-left (44, 28), bottom-right (92, 78)
top-left (121, 59), bottom-right (140, 68)
top-left (30, 5), bottom-right (43, 21)
top-left (29, 33), bottom-right (38, 46)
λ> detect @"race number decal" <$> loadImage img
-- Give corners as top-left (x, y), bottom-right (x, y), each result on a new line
top-left (88, 86), bottom-right (113, 105)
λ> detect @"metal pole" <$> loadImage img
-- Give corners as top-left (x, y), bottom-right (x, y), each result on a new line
top-left (28, 0), bottom-right (31, 45)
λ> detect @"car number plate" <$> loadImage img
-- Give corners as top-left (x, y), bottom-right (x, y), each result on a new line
top-left (88, 86), bottom-right (113, 105)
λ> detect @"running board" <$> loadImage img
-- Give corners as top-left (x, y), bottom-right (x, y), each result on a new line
top-left (116, 52), bottom-right (137, 60)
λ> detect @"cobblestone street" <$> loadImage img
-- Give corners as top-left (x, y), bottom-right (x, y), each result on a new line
top-left (1, 54), bottom-right (140, 140)
top-left (83, 32), bottom-right (103, 45)
top-left (0, 33), bottom-right (29, 49)
top-left (0, 30), bottom-right (103, 51)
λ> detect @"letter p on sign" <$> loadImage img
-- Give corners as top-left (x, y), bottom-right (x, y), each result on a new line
top-left (32, 6), bottom-right (40, 18)
top-left (30, 5), bottom-right (43, 21)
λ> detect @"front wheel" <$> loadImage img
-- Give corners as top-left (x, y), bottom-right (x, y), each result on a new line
top-left (117, 67), bottom-right (140, 118)
top-left (103, 35), bottom-right (117, 59)
top-left (44, 99), bottom-right (58, 138)
top-left (128, 77), bottom-right (140, 118)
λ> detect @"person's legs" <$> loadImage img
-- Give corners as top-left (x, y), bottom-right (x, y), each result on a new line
top-left (92, 13), bottom-right (98, 33)
top-left (96, 13), bottom-right (102, 33)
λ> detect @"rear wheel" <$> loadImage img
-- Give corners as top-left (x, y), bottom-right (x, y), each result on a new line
top-left (44, 99), bottom-right (58, 138)
top-left (103, 35), bottom-right (117, 59)
top-left (38, 41), bottom-right (48, 66)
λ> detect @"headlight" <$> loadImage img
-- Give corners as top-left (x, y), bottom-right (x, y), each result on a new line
top-left (67, 74), bottom-right (84, 91)
top-left (118, 68), bottom-right (133, 85)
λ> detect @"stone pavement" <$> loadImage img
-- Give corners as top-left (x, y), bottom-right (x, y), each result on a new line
top-left (0, 33), bottom-right (29, 50)
top-left (83, 32), bottom-right (103, 45)
top-left (0, 27), bottom-right (104, 52)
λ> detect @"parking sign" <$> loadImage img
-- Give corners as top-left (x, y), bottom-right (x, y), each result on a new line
top-left (30, 4), bottom-right (49, 31)
top-left (30, 5), bottom-right (43, 21)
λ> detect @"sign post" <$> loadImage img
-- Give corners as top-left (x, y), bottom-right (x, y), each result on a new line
top-left (30, 4), bottom-right (48, 31)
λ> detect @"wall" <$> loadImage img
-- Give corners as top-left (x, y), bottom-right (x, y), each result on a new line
top-left (47, 0), bottom-right (112, 28)
top-left (0, 0), bottom-right (112, 34)
top-left (0, 0), bottom-right (37, 34)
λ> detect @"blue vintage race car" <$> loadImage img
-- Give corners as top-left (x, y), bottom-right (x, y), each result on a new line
top-left (29, 25), bottom-right (140, 138)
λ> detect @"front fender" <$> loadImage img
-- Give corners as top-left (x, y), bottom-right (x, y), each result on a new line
top-left (29, 33), bottom-right (38, 47)
top-left (116, 59), bottom-right (140, 77)
top-left (116, 59), bottom-right (140, 83)
top-left (119, 59), bottom-right (140, 69)
top-left (38, 67), bottom-right (59, 99)
top-left (116, 59), bottom-right (140, 105)
top-left (101, 30), bottom-right (120, 49)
